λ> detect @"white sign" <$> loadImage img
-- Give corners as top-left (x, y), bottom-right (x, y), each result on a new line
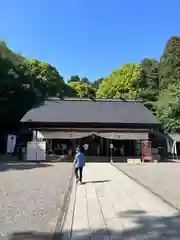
top-left (27, 141), bottom-right (46, 161)
top-left (27, 142), bottom-right (37, 161)
top-left (110, 144), bottom-right (114, 149)
top-left (6, 135), bottom-right (16, 154)
top-left (37, 141), bottom-right (46, 160)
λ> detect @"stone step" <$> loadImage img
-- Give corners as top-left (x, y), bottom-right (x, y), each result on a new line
top-left (85, 156), bottom-right (110, 162)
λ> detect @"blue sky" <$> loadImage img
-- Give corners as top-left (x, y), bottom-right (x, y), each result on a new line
top-left (1, 0), bottom-right (180, 81)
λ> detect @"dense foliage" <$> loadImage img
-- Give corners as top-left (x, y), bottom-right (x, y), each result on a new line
top-left (96, 63), bottom-right (141, 99)
top-left (0, 41), bottom-right (72, 132)
top-left (95, 37), bottom-right (180, 132)
top-left (67, 81), bottom-right (96, 98)
top-left (1, 36), bottom-right (180, 133)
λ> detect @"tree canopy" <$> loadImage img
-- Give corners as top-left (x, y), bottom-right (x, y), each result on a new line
top-left (1, 36), bottom-right (180, 133)
top-left (96, 63), bottom-right (141, 99)
top-left (0, 42), bottom-right (66, 132)
top-left (67, 81), bottom-right (96, 98)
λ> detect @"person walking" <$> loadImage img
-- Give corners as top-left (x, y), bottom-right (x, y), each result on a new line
top-left (74, 146), bottom-right (85, 184)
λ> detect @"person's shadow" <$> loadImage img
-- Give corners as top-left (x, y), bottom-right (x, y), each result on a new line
top-left (82, 180), bottom-right (110, 184)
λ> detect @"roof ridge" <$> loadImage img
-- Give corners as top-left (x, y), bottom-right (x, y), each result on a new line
top-left (46, 97), bottom-right (142, 103)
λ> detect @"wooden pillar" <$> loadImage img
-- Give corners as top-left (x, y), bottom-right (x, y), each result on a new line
top-left (106, 138), bottom-right (109, 156)
top-left (135, 140), bottom-right (141, 157)
top-left (100, 137), bottom-right (103, 156)
top-left (70, 139), bottom-right (76, 155)
top-left (50, 139), bottom-right (53, 150)
top-left (74, 139), bottom-right (76, 152)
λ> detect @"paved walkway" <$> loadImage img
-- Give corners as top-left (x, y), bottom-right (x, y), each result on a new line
top-left (113, 162), bottom-right (180, 211)
top-left (62, 163), bottom-right (180, 240)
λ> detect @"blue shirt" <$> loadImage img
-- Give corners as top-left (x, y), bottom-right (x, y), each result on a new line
top-left (75, 152), bottom-right (85, 168)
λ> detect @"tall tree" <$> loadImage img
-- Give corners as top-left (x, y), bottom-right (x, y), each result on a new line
top-left (0, 55), bottom-right (36, 131)
top-left (159, 36), bottom-right (180, 88)
top-left (81, 77), bottom-right (90, 84)
top-left (67, 75), bottom-right (81, 83)
top-left (27, 59), bottom-right (64, 97)
top-left (91, 78), bottom-right (104, 90)
top-left (156, 83), bottom-right (180, 133)
top-left (96, 63), bottom-right (141, 99)
top-left (67, 81), bottom-right (96, 98)
top-left (137, 58), bottom-right (160, 112)
top-left (0, 42), bottom-right (66, 132)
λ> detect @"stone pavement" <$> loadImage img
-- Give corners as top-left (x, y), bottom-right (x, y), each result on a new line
top-left (62, 163), bottom-right (180, 240)
top-left (113, 163), bottom-right (180, 211)
top-left (0, 162), bottom-right (73, 240)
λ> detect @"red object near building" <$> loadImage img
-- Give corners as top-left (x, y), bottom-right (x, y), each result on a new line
top-left (141, 140), bottom-right (152, 162)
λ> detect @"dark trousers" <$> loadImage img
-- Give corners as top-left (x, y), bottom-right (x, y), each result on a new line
top-left (75, 167), bottom-right (83, 182)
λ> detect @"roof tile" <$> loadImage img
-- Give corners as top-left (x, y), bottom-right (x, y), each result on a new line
top-left (21, 98), bottom-right (161, 125)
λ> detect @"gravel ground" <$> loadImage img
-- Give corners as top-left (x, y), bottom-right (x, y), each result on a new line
top-left (113, 162), bottom-right (180, 211)
top-left (0, 161), bottom-right (73, 239)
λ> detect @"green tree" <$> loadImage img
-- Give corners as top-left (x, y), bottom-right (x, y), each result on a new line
top-left (0, 40), bottom-right (25, 64)
top-left (27, 59), bottom-right (64, 97)
top-left (159, 36), bottom-right (180, 88)
top-left (67, 75), bottom-right (81, 83)
top-left (136, 58), bottom-right (160, 112)
top-left (0, 41), bottom-right (66, 132)
top-left (156, 84), bottom-right (180, 132)
top-left (91, 78), bottom-right (104, 90)
top-left (81, 77), bottom-right (90, 84)
top-left (96, 63), bottom-right (141, 99)
top-left (0, 55), bottom-right (36, 131)
top-left (67, 81), bottom-right (96, 98)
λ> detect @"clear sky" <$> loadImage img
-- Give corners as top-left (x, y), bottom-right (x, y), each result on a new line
top-left (1, 0), bottom-right (180, 81)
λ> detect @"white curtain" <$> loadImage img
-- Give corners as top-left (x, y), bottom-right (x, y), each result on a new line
top-left (97, 132), bottom-right (148, 140)
top-left (41, 131), bottom-right (94, 139)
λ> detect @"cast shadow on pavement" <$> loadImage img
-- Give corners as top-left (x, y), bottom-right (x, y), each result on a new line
top-left (9, 210), bottom-right (180, 239)
top-left (82, 180), bottom-right (111, 184)
top-left (0, 162), bottom-right (53, 172)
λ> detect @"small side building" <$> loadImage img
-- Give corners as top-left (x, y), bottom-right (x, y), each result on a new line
top-left (20, 98), bottom-right (162, 161)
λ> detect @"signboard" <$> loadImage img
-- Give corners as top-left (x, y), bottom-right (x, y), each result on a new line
top-left (27, 142), bottom-right (36, 161)
top-left (141, 140), bottom-right (152, 162)
top-left (127, 158), bottom-right (141, 164)
top-left (27, 141), bottom-right (46, 161)
top-left (110, 144), bottom-right (114, 149)
top-left (6, 135), bottom-right (16, 154)
top-left (37, 141), bottom-right (46, 161)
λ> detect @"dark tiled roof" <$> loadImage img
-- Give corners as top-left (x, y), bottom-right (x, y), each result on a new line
top-left (21, 98), bottom-right (161, 125)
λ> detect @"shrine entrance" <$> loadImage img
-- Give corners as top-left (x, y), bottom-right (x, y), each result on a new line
top-left (81, 135), bottom-right (107, 156)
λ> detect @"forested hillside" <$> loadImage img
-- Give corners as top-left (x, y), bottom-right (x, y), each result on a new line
top-left (1, 37), bottom-right (180, 133)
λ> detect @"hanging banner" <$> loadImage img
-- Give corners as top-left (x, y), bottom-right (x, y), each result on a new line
top-left (141, 140), bottom-right (152, 162)
top-left (6, 135), bottom-right (16, 154)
